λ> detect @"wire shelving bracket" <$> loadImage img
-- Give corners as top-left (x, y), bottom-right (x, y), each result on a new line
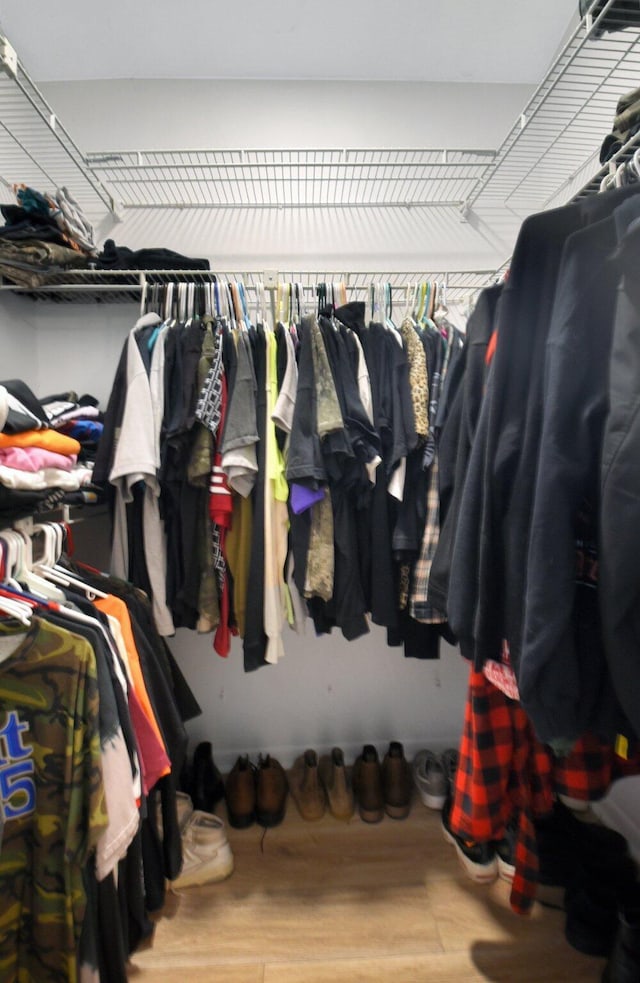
top-left (0, 33), bottom-right (118, 220)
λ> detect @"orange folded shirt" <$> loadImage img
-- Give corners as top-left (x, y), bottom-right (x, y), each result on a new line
top-left (0, 429), bottom-right (81, 456)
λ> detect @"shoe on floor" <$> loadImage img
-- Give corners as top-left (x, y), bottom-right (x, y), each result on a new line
top-left (256, 754), bottom-right (288, 828)
top-left (191, 741), bottom-right (225, 812)
top-left (492, 820), bottom-right (517, 883)
top-left (565, 881), bottom-right (620, 958)
top-left (441, 747), bottom-right (459, 801)
top-left (170, 811), bottom-right (234, 889)
top-left (290, 749), bottom-right (326, 821)
top-left (319, 747), bottom-right (354, 821)
top-left (441, 799), bottom-right (498, 885)
top-left (353, 744), bottom-right (384, 823)
top-left (413, 749), bottom-right (447, 810)
top-left (225, 754), bottom-right (256, 829)
top-left (382, 741), bottom-right (412, 819)
top-left (602, 887), bottom-right (640, 983)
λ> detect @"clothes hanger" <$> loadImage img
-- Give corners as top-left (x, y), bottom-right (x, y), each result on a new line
top-left (34, 558), bottom-right (109, 600)
top-left (385, 283), bottom-right (398, 332)
top-left (238, 281), bottom-right (251, 330)
top-left (225, 283), bottom-right (237, 330)
top-left (0, 530), bottom-right (24, 592)
top-left (0, 591), bottom-right (32, 626)
top-left (256, 281), bottom-right (266, 326)
top-left (162, 282), bottom-right (171, 322)
top-left (13, 527), bottom-right (65, 600)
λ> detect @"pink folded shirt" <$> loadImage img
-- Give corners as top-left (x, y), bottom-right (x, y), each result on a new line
top-left (0, 445), bottom-right (77, 473)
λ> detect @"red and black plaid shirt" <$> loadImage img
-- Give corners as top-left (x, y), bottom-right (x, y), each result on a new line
top-left (449, 668), bottom-right (638, 915)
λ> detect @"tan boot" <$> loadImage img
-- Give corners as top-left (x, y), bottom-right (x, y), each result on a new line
top-left (353, 744), bottom-right (384, 823)
top-left (319, 747), bottom-right (354, 821)
top-left (256, 754), bottom-right (288, 828)
top-left (382, 741), bottom-right (412, 820)
top-left (225, 754), bottom-right (256, 829)
top-left (290, 749), bottom-right (326, 821)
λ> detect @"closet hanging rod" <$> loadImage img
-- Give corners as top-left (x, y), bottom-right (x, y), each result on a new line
top-left (119, 200), bottom-right (465, 211)
top-left (0, 268), bottom-right (495, 304)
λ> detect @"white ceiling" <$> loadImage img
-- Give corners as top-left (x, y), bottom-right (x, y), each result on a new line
top-left (0, 0), bottom-right (578, 84)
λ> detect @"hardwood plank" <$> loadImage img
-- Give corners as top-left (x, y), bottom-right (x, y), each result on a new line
top-left (128, 960), bottom-right (263, 983)
top-left (220, 799), bottom-right (462, 897)
top-left (134, 883), bottom-right (442, 961)
top-left (128, 799), bottom-right (606, 982)
top-left (264, 945), bottom-right (603, 983)
top-left (427, 876), bottom-right (604, 979)
top-left (264, 951), bottom-right (489, 983)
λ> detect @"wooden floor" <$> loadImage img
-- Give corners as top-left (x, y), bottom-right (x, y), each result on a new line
top-left (128, 798), bottom-right (606, 983)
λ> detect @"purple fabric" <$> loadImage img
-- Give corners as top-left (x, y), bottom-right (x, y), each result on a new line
top-left (290, 483), bottom-right (325, 515)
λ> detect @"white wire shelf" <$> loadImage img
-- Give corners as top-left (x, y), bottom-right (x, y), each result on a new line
top-left (84, 149), bottom-right (496, 210)
top-left (467, 0), bottom-right (640, 215)
top-left (0, 268), bottom-right (495, 305)
top-left (0, 34), bottom-right (116, 220)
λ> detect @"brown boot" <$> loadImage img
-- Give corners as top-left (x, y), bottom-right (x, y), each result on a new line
top-left (256, 754), bottom-right (288, 828)
top-left (382, 741), bottom-right (412, 819)
top-left (353, 744), bottom-right (384, 823)
top-left (290, 749), bottom-right (326, 821)
top-left (319, 747), bottom-right (354, 821)
top-left (225, 755), bottom-right (256, 828)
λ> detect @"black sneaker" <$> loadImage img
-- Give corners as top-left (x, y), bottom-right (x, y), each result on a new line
top-left (191, 741), bottom-right (225, 812)
top-left (441, 747), bottom-right (459, 802)
top-left (441, 799), bottom-right (498, 884)
top-left (492, 819), bottom-right (517, 883)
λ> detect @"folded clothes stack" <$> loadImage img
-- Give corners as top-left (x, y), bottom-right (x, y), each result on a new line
top-left (94, 238), bottom-right (210, 271)
top-left (600, 85), bottom-right (640, 164)
top-left (0, 184), bottom-right (97, 287)
top-left (40, 392), bottom-right (104, 464)
top-left (0, 380), bottom-right (103, 521)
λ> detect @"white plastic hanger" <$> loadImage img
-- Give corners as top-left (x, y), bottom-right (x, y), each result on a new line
top-left (0, 592), bottom-right (32, 626)
top-left (0, 530), bottom-right (24, 592)
top-left (14, 527), bottom-right (64, 600)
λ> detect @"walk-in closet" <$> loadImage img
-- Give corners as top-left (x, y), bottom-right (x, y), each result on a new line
top-left (1, 2), bottom-right (640, 981)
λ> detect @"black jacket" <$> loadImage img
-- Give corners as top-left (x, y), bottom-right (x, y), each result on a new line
top-left (600, 211), bottom-right (640, 741)
top-left (518, 201), bottom-right (640, 744)
top-left (428, 284), bottom-right (502, 614)
top-left (449, 185), bottom-right (640, 680)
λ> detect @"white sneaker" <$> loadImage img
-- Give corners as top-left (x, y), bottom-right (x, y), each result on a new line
top-left (413, 750), bottom-right (447, 810)
top-left (171, 811), bottom-right (234, 890)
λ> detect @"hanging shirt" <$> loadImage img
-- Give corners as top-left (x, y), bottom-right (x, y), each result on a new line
top-left (109, 313), bottom-right (175, 637)
top-left (0, 617), bottom-right (107, 983)
top-left (263, 329), bottom-right (289, 664)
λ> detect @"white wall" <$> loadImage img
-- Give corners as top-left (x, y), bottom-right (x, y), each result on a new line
top-left (0, 295), bottom-right (38, 382)
top-left (43, 79), bottom-right (531, 153)
top-left (0, 77), bottom-right (530, 768)
top-left (171, 627), bottom-right (470, 772)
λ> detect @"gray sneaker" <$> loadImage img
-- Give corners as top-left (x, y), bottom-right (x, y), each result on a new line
top-left (412, 750), bottom-right (447, 810)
